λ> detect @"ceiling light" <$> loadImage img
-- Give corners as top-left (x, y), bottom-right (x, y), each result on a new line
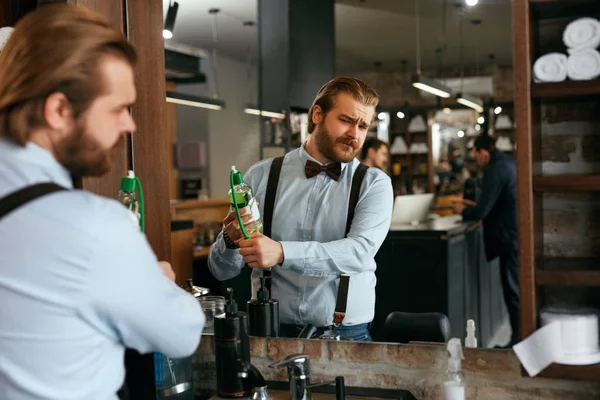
top-left (166, 91), bottom-right (224, 110)
top-left (443, 108), bottom-right (451, 114)
top-left (475, 124), bottom-right (481, 131)
top-left (243, 106), bottom-right (285, 120)
top-left (457, 130), bottom-right (465, 138)
top-left (411, 74), bottom-right (452, 98)
top-left (378, 112), bottom-right (386, 120)
top-left (456, 92), bottom-right (484, 113)
top-left (494, 106), bottom-right (502, 114)
top-left (163, 1), bottom-right (179, 40)
top-left (466, 0), bottom-right (478, 6)
top-left (397, 111), bottom-right (405, 119)
top-left (477, 116), bottom-right (485, 124)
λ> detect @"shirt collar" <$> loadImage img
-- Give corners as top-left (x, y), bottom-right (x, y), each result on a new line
top-left (0, 137), bottom-right (74, 189)
top-left (298, 142), bottom-right (349, 172)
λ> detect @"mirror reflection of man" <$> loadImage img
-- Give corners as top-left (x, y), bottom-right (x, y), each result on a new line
top-left (361, 137), bottom-right (389, 171)
top-left (209, 77), bottom-right (393, 341)
top-left (453, 135), bottom-right (519, 347)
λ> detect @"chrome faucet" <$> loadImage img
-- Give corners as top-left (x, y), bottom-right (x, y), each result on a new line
top-left (269, 354), bottom-right (311, 400)
top-left (269, 354), bottom-right (345, 400)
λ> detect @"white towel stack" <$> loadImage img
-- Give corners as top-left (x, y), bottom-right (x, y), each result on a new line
top-left (563, 17), bottom-right (600, 55)
top-left (533, 53), bottom-right (568, 82)
top-left (564, 18), bottom-right (600, 80)
top-left (567, 48), bottom-right (600, 81)
top-left (0, 27), bottom-right (14, 52)
top-left (532, 17), bottom-right (600, 82)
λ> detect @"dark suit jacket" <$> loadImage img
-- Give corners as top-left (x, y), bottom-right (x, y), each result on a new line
top-left (462, 149), bottom-right (518, 261)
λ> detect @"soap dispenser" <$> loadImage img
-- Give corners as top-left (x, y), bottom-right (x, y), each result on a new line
top-left (215, 288), bottom-right (251, 398)
top-left (442, 338), bottom-right (465, 400)
top-left (247, 276), bottom-right (280, 337)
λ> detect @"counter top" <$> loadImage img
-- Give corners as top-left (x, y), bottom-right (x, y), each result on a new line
top-left (209, 389), bottom-right (381, 400)
top-left (388, 214), bottom-right (480, 238)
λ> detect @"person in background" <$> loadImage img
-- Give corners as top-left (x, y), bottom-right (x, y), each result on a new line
top-left (0, 5), bottom-right (204, 400)
top-left (361, 137), bottom-right (389, 171)
top-left (209, 77), bottom-right (393, 341)
top-left (453, 134), bottom-right (519, 347)
top-left (462, 155), bottom-right (481, 204)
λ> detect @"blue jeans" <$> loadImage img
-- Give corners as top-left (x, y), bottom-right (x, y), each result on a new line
top-left (280, 323), bottom-right (372, 342)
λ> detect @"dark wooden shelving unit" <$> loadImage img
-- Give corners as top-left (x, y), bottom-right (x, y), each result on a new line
top-left (532, 81), bottom-right (600, 99)
top-left (383, 109), bottom-right (433, 195)
top-left (533, 176), bottom-right (600, 192)
top-left (514, 0), bottom-right (600, 381)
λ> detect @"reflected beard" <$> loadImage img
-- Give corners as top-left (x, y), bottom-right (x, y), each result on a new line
top-left (314, 123), bottom-right (360, 163)
top-left (55, 121), bottom-right (122, 178)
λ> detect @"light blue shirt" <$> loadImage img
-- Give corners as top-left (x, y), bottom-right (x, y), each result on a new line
top-left (0, 138), bottom-right (205, 400)
top-left (209, 145), bottom-right (393, 327)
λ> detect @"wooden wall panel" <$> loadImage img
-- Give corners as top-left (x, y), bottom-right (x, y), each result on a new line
top-left (126, 0), bottom-right (171, 263)
top-left (512, 0), bottom-right (536, 340)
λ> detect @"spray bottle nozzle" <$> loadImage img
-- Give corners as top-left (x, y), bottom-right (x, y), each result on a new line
top-left (258, 276), bottom-right (271, 301)
top-left (225, 287), bottom-right (238, 316)
top-left (447, 338), bottom-right (464, 372)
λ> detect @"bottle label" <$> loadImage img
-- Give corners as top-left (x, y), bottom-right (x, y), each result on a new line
top-left (230, 197), bottom-right (261, 230)
top-left (443, 384), bottom-right (464, 400)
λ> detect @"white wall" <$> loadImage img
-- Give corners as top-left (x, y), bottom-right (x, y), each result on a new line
top-left (176, 54), bottom-right (260, 198)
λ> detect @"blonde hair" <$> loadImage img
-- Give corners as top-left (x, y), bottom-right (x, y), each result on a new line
top-left (0, 4), bottom-right (136, 145)
top-left (307, 77), bottom-right (379, 133)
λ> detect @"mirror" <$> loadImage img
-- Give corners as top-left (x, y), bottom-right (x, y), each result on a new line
top-left (166, 0), bottom-right (516, 351)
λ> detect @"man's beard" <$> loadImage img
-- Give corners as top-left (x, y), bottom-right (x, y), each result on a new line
top-left (313, 123), bottom-right (360, 163)
top-left (55, 119), bottom-right (121, 178)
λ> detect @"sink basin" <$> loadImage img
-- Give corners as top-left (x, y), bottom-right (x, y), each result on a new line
top-left (265, 381), bottom-right (417, 400)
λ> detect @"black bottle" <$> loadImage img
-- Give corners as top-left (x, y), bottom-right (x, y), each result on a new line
top-left (214, 288), bottom-right (251, 398)
top-left (247, 276), bottom-right (279, 337)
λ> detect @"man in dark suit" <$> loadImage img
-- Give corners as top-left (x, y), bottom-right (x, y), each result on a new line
top-left (453, 134), bottom-right (519, 347)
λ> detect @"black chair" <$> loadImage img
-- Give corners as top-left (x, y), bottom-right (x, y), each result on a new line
top-left (384, 312), bottom-right (451, 344)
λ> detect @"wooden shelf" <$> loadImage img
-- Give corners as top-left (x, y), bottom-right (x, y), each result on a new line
top-left (536, 270), bottom-right (600, 286)
top-left (533, 176), bottom-right (600, 192)
top-left (538, 363), bottom-right (600, 381)
top-left (532, 80), bottom-right (600, 99)
top-left (529, 0), bottom-right (600, 19)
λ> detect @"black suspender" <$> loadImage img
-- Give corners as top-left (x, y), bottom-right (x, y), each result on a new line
top-left (0, 183), bottom-right (66, 222)
top-left (262, 157), bottom-right (369, 326)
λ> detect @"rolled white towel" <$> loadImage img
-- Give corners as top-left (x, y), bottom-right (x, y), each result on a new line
top-left (563, 17), bottom-right (600, 54)
top-left (0, 27), bottom-right (14, 52)
top-left (533, 53), bottom-right (568, 82)
top-left (567, 48), bottom-right (600, 80)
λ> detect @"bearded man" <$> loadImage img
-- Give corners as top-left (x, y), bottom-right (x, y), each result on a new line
top-left (209, 77), bottom-right (393, 341)
top-left (0, 5), bottom-right (204, 399)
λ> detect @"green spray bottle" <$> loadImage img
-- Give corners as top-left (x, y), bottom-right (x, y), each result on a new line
top-left (229, 165), bottom-right (262, 237)
top-left (117, 170), bottom-right (145, 232)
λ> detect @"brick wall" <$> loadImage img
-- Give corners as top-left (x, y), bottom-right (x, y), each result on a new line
top-left (349, 66), bottom-right (514, 107)
top-left (540, 100), bottom-right (600, 259)
top-left (193, 336), bottom-right (600, 400)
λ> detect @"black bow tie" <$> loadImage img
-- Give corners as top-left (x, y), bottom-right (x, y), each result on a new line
top-left (305, 160), bottom-right (342, 181)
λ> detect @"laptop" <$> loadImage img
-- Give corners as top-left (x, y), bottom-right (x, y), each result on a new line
top-left (390, 193), bottom-right (436, 226)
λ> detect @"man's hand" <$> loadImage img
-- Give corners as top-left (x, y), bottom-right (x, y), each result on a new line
top-left (238, 231), bottom-right (284, 268)
top-left (452, 201), bottom-right (466, 215)
top-left (158, 261), bottom-right (176, 282)
top-left (222, 206), bottom-right (257, 242)
top-left (462, 198), bottom-right (477, 207)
